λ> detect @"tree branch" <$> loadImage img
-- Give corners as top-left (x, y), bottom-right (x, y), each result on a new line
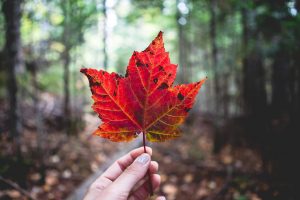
top-left (0, 176), bottom-right (36, 200)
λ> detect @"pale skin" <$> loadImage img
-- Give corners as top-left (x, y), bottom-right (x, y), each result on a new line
top-left (83, 147), bottom-right (166, 200)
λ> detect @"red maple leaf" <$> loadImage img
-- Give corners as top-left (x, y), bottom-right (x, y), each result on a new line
top-left (81, 31), bottom-right (206, 142)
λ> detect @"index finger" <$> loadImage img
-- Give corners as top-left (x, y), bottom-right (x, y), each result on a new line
top-left (93, 147), bottom-right (152, 185)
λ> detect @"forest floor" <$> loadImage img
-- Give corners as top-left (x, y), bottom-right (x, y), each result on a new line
top-left (152, 115), bottom-right (280, 200)
top-left (0, 113), bottom-right (287, 200)
top-left (0, 113), bottom-right (133, 200)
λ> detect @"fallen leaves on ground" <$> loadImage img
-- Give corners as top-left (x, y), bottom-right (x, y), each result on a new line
top-left (0, 113), bottom-right (131, 200)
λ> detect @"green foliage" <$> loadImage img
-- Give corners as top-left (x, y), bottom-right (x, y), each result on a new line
top-left (39, 65), bottom-right (63, 93)
top-left (2, 0), bottom-right (299, 116)
top-left (52, 0), bottom-right (98, 49)
top-left (125, 0), bottom-right (164, 23)
top-left (15, 0), bottom-right (99, 98)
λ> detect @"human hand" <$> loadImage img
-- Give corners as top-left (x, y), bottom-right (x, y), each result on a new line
top-left (84, 147), bottom-right (166, 200)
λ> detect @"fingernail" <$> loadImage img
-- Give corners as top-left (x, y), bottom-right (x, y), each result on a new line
top-left (135, 153), bottom-right (150, 165)
top-left (157, 196), bottom-right (166, 200)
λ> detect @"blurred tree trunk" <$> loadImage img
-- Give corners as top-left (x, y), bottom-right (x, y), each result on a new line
top-left (2, 0), bottom-right (23, 139)
top-left (290, 54), bottom-right (299, 116)
top-left (296, 55), bottom-right (300, 115)
top-left (63, 46), bottom-right (71, 134)
top-left (58, 0), bottom-right (97, 134)
top-left (223, 73), bottom-right (229, 117)
top-left (102, 0), bottom-right (108, 70)
top-left (272, 49), bottom-right (289, 115)
top-left (209, 0), bottom-right (220, 114)
top-left (179, 29), bottom-right (187, 83)
top-left (61, 0), bottom-right (71, 135)
top-left (0, 51), bottom-right (3, 70)
top-left (176, 0), bottom-right (187, 83)
top-left (241, 7), bottom-right (266, 116)
top-left (27, 61), bottom-right (44, 145)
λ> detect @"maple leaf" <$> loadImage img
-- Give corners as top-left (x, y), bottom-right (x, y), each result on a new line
top-left (81, 31), bottom-right (206, 142)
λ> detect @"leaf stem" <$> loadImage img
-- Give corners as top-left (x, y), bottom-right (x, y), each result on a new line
top-left (142, 131), bottom-right (154, 196)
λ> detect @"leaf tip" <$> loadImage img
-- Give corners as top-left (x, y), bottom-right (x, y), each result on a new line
top-left (158, 30), bottom-right (163, 38)
top-left (197, 76), bottom-right (208, 87)
top-left (144, 31), bottom-right (165, 53)
top-left (203, 77), bottom-right (208, 85)
top-left (80, 68), bottom-right (87, 74)
top-left (155, 30), bottom-right (164, 44)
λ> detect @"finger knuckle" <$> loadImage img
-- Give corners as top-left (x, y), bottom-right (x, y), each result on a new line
top-left (89, 182), bottom-right (106, 192)
top-left (124, 165), bottom-right (140, 177)
top-left (104, 187), bottom-right (128, 199)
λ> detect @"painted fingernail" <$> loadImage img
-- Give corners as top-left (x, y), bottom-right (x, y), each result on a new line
top-left (135, 153), bottom-right (150, 165)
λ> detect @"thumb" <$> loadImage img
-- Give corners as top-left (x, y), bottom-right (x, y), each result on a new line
top-left (110, 153), bottom-right (151, 194)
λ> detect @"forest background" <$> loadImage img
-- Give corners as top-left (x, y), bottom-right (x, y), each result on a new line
top-left (0, 0), bottom-right (299, 199)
